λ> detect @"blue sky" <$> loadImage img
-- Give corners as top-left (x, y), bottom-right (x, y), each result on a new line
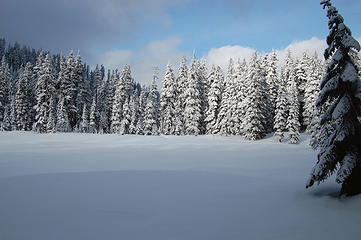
top-left (111, 0), bottom-right (361, 56)
top-left (1, 0), bottom-right (360, 83)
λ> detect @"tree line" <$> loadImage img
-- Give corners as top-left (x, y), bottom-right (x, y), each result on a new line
top-left (0, 38), bottom-right (359, 146)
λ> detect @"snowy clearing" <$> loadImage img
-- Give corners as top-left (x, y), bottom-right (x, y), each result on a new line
top-left (0, 132), bottom-right (360, 240)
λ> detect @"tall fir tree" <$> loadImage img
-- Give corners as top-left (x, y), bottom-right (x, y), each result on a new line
top-left (174, 56), bottom-right (188, 135)
top-left (110, 65), bottom-right (133, 133)
top-left (216, 59), bottom-right (235, 135)
top-left (47, 95), bottom-right (56, 133)
top-left (97, 74), bottom-right (111, 134)
top-left (296, 52), bottom-right (311, 129)
top-left (80, 104), bottom-right (90, 133)
top-left (304, 54), bottom-right (323, 132)
top-left (196, 59), bottom-right (208, 134)
top-left (274, 80), bottom-right (288, 142)
top-left (73, 53), bottom-right (87, 129)
top-left (120, 99), bottom-right (131, 135)
top-left (307, 1), bottom-right (361, 196)
top-left (0, 55), bottom-right (11, 125)
top-left (283, 51), bottom-right (301, 143)
top-left (33, 53), bottom-right (55, 133)
top-left (143, 70), bottom-right (160, 136)
top-left (9, 97), bottom-right (16, 131)
top-left (296, 52), bottom-right (310, 98)
top-left (15, 62), bottom-right (33, 130)
top-left (62, 52), bottom-right (78, 130)
top-left (160, 64), bottom-right (176, 135)
top-left (56, 97), bottom-right (70, 132)
top-left (89, 96), bottom-right (98, 133)
top-left (135, 88), bottom-right (147, 135)
top-left (1, 105), bottom-right (11, 131)
top-left (234, 59), bottom-right (248, 135)
top-left (286, 68), bottom-right (301, 144)
top-left (129, 95), bottom-right (139, 134)
top-left (205, 65), bottom-right (223, 134)
top-left (183, 58), bottom-right (202, 135)
top-left (242, 53), bottom-right (268, 140)
top-left (228, 59), bottom-right (241, 135)
top-left (265, 51), bottom-right (279, 119)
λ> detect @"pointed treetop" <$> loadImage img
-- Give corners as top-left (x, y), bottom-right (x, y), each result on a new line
top-left (153, 66), bottom-right (159, 84)
top-left (320, 0), bottom-right (331, 9)
top-left (181, 56), bottom-right (187, 65)
top-left (321, 0), bottom-right (360, 59)
top-left (192, 51), bottom-right (196, 61)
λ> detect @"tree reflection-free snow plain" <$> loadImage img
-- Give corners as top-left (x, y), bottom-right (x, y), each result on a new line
top-left (0, 132), bottom-right (360, 240)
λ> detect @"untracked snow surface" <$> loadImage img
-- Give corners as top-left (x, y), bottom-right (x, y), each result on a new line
top-left (0, 132), bottom-right (360, 240)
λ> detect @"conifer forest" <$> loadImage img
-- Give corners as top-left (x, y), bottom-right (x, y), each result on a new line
top-left (1, 39), bottom-right (341, 144)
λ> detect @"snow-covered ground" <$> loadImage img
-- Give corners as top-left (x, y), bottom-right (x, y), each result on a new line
top-left (0, 132), bottom-right (360, 240)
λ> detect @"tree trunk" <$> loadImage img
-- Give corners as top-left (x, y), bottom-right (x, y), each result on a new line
top-left (341, 164), bottom-right (361, 196)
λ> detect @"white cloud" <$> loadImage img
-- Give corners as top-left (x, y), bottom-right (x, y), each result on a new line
top-left (98, 50), bottom-right (133, 70)
top-left (203, 37), bottom-right (327, 71)
top-left (133, 37), bottom-right (191, 86)
top-left (98, 36), bottom-right (190, 86)
top-left (204, 36), bottom-right (361, 71)
top-left (99, 36), bottom-right (361, 86)
top-left (275, 37), bottom-right (326, 66)
top-left (205, 45), bottom-right (256, 70)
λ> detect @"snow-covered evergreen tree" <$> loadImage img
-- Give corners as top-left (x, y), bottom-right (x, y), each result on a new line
top-left (183, 58), bottom-right (202, 135)
top-left (47, 95), bottom-right (56, 133)
top-left (196, 58), bottom-right (208, 134)
top-left (60, 52), bottom-right (78, 129)
top-left (296, 52), bottom-right (310, 98)
top-left (33, 53), bottom-right (55, 133)
top-left (274, 80), bottom-right (288, 142)
top-left (265, 51), bottom-right (279, 117)
top-left (307, 0), bottom-right (361, 196)
top-left (1, 105), bottom-right (11, 131)
top-left (9, 97), bottom-right (16, 131)
top-left (57, 54), bottom-right (67, 98)
top-left (56, 97), bottom-right (70, 132)
top-left (286, 68), bottom-right (301, 144)
top-left (228, 60), bottom-right (241, 135)
top-left (92, 66), bottom-right (103, 95)
top-left (0, 55), bottom-right (11, 125)
top-left (80, 104), bottom-right (89, 133)
top-left (242, 53), bottom-right (268, 140)
top-left (283, 51), bottom-right (301, 143)
top-left (135, 88), bottom-right (147, 135)
top-left (295, 52), bottom-right (311, 129)
top-left (73, 53), bottom-right (87, 128)
top-left (128, 95), bottom-right (139, 134)
top-left (143, 71), bottom-right (160, 136)
top-left (120, 99), bottom-right (131, 135)
top-left (97, 76), bottom-right (111, 134)
top-left (174, 56), bottom-right (188, 135)
top-left (304, 54), bottom-right (323, 132)
top-left (205, 65), bottom-right (223, 134)
top-left (216, 59), bottom-right (235, 135)
top-left (160, 64), bottom-right (176, 135)
top-left (89, 96), bottom-right (98, 133)
top-left (234, 59), bottom-right (248, 135)
top-left (15, 62), bottom-right (33, 130)
top-left (110, 65), bottom-right (133, 134)
top-left (232, 59), bottom-right (248, 135)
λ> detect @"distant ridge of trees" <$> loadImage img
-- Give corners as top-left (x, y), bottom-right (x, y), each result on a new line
top-left (1, 37), bottom-right (360, 146)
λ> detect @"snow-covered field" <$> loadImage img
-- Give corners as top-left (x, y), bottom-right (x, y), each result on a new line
top-left (0, 132), bottom-right (360, 240)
